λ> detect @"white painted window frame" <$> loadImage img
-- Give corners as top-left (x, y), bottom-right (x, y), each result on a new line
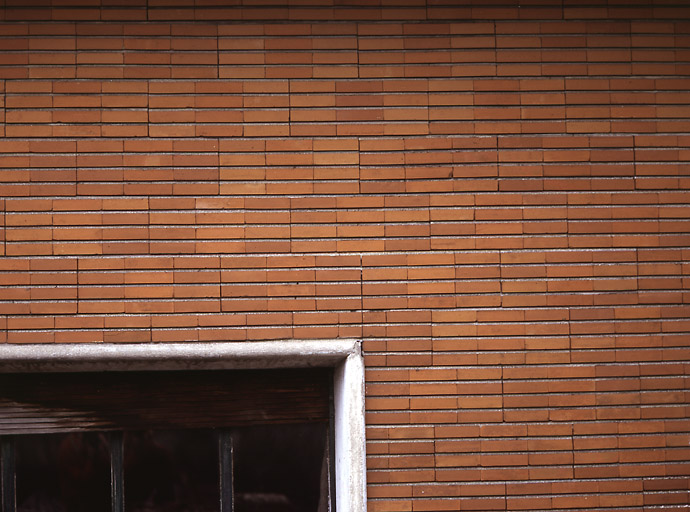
top-left (0, 339), bottom-right (367, 512)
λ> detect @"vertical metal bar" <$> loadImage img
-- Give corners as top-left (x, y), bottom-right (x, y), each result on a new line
top-left (328, 374), bottom-right (337, 512)
top-left (110, 432), bottom-right (124, 512)
top-left (219, 430), bottom-right (233, 512)
top-left (1, 437), bottom-right (15, 512)
top-left (320, 425), bottom-right (336, 512)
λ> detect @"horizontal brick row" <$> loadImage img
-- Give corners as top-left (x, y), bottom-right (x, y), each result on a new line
top-left (3, 83), bottom-right (690, 142)
top-left (0, 19), bottom-right (688, 80)
top-left (2, 1), bottom-right (690, 23)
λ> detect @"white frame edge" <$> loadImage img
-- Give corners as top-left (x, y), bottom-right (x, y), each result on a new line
top-left (334, 346), bottom-right (367, 512)
top-left (0, 340), bottom-right (367, 512)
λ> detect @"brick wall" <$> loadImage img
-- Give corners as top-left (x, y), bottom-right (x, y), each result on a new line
top-left (1, 1), bottom-right (689, 510)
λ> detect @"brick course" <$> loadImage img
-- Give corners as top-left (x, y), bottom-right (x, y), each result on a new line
top-left (1, 1), bottom-right (689, 510)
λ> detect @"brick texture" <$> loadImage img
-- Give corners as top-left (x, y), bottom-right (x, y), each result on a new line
top-left (1, 1), bottom-right (689, 510)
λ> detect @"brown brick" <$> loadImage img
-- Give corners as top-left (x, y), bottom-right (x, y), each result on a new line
top-left (2, 9), bottom-right (689, 509)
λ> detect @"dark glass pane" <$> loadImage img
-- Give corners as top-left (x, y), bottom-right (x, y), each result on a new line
top-left (124, 429), bottom-right (219, 512)
top-left (233, 423), bottom-right (330, 512)
top-left (15, 432), bottom-right (110, 512)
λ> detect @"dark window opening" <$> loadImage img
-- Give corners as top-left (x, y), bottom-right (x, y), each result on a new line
top-left (0, 369), bottom-right (334, 512)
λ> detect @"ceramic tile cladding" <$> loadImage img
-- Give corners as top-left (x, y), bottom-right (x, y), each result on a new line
top-left (1, 0), bottom-right (689, 510)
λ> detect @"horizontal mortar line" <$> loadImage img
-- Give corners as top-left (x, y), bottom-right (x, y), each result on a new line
top-left (368, 375), bottom-right (686, 383)
top-left (7, 312), bottom-right (362, 318)
top-left (0, 247), bottom-right (682, 256)
top-left (388, 370), bottom-right (683, 378)
top-left (0, 296), bottom-right (258, 301)
top-left (367, 480), bottom-right (689, 488)
top-left (7, 327), bottom-right (353, 334)
top-left (364, 420), bottom-right (687, 428)
top-left (3, 190), bottom-right (689, 198)
top-left (369, 486), bottom-right (690, 494)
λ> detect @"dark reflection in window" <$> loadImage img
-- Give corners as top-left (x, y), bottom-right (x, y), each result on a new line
top-left (124, 429), bottom-right (219, 512)
top-left (233, 423), bottom-right (330, 512)
top-left (15, 432), bottom-right (110, 512)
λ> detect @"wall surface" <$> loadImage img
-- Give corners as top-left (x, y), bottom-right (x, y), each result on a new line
top-left (0, 0), bottom-right (689, 510)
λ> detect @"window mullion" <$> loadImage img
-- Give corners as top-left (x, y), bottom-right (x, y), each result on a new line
top-left (110, 432), bottom-right (124, 512)
top-left (1, 437), bottom-right (15, 512)
top-left (219, 430), bottom-right (233, 512)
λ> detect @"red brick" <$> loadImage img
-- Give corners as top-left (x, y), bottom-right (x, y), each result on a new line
top-left (2, 8), bottom-right (689, 508)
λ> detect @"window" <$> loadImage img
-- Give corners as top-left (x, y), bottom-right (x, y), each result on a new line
top-left (1, 369), bottom-right (333, 512)
top-left (0, 341), bottom-right (366, 512)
